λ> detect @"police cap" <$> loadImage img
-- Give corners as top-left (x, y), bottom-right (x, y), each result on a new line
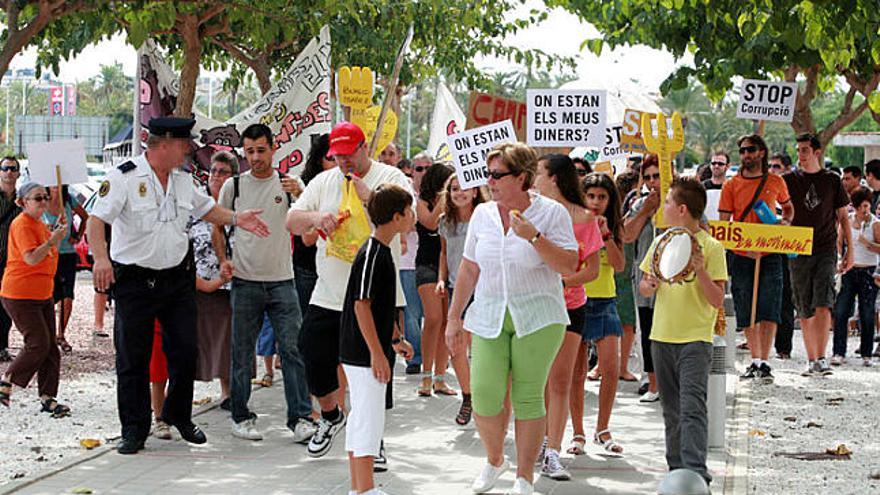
top-left (148, 117), bottom-right (197, 139)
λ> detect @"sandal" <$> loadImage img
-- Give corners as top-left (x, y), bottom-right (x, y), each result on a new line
top-left (93, 329), bottom-right (110, 338)
top-left (619, 373), bottom-right (638, 382)
top-left (432, 375), bottom-right (457, 396)
top-left (455, 399), bottom-right (473, 425)
top-left (57, 337), bottom-right (72, 354)
top-left (586, 367), bottom-right (601, 381)
top-left (417, 376), bottom-right (432, 397)
top-left (41, 397), bottom-right (71, 418)
top-left (0, 380), bottom-right (11, 407)
top-left (593, 429), bottom-right (623, 456)
top-left (251, 373), bottom-right (273, 387)
top-left (566, 434), bottom-right (587, 455)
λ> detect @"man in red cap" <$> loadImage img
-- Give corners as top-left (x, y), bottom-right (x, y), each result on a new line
top-left (287, 122), bottom-right (414, 467)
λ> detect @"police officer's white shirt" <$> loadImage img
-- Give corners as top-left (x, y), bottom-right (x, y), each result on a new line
top-left (291, 160), bottom-right (414, 312)
top-left (91, 153), bottom-right (215, 270)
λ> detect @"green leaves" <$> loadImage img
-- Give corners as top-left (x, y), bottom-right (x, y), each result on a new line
top-left (869, 92), bottom-right (880, 114)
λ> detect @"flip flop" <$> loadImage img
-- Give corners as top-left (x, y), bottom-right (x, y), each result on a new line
top-left (57, 337), bottom-right (72, 354)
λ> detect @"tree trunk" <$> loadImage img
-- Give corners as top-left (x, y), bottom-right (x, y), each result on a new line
top-left (175, 14), bottom-right (202, 117)
top-left (254, 58), bottom-right (271, 95)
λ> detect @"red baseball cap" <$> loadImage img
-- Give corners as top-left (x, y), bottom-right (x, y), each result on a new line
top-left (327, 122), bottom-right (366, 157)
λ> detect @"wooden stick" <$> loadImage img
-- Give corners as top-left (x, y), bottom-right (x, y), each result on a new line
top-left (55, 165), bottom-right (64, 211)
top-left (749, 255), bottom-right (761, 328)
top-left (368, 25), bottom-right (413, 157)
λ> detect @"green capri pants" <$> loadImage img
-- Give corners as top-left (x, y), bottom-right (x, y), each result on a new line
top-left (470, 309), bottom-right (565, 421)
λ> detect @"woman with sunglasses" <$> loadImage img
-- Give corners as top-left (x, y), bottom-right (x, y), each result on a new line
top-left (446, 143), bottom-right (578, 495)
top-left (0, 182), bottom-right (69, 415)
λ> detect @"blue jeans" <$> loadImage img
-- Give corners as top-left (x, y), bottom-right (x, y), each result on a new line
top-left (293, 265), bottom-right (318, 316)
top-left (230, 278), bottom-right (311, 426)
top-left (400, 269), bottom-right (422, 365)
top-left (832, 266), bottom-right (878, 357)
top-left (256, 314), bottom-right (275, 356)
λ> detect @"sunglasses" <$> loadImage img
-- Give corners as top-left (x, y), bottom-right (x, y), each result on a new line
top-left (28, 195), bottom-right (50, 202)
top-left (642, 173), bottom-right (661, 181)
top-left (739, 145), bottom-right (758, 154)
top-left (0, 165), bottom-right (19, 172)
top-left (414, 166), bottom-right (427, 173)
top-left (487, 170), bottom-right (518, 180)
top-left (770, 163), bottom-right (784, 170)
top-left (575, 169), bottom-right (589, 177)
top-left (210, 167), bottom-right (232, 176)
top-left (710, 161), bottom-right (727, 166)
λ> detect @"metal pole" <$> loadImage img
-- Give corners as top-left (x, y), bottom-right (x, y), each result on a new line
top-left (5, 86), bottom-right (9, 146)
top-left (208, 78), bottom-right (213, 119)
top-left (22, 81), bottom-right (26, 115)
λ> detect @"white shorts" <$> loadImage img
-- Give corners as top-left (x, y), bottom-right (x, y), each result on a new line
top-left (343, 364), bottom-right (387, 457)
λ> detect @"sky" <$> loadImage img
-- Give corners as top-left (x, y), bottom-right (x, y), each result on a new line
top-left (9, 5), bottom-right (690, 94)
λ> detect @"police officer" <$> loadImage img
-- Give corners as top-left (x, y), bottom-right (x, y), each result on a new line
top-left (87, 117), bottom-right (269, 454)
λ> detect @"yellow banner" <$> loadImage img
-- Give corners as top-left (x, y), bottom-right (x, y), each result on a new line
top-left (707, 221), bottom-right (814, 255)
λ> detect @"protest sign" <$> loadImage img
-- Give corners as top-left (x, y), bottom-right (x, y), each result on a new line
top-left (708, 221), bottom-right (813, 256)
top-left (26, 139), bottom-right (88, 186)
top-left (620, 108), bottom-right (677, 154)
top-left (428, 82), bottom-right (466, 163)
top-left (705, 189), bottom-right (722, 221)
top-left (526, 89), bottom-right (605, 148)
top-left (466, 92), bottom-right (527, 141)
top-left (736, 79), bottom-right (797, 123)
top-left (600, 122), bottom-right (628, 161)
top-left (446, 120), bottom-right (516, 189)
top-left (351, 106), bottom-right (398, 159)
top-left (337, 66), bottom-right (373, 109)
top-left (641, 112), bottom-right (684, 228)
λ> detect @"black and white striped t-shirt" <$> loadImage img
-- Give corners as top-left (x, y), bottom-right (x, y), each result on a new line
top-left (340, 237), bottom-right (397, 367)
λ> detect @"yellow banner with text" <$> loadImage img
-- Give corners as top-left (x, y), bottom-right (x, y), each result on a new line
top-left (707, 221), bottom-right (814, 255)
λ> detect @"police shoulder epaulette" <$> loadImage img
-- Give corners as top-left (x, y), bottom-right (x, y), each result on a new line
top-left (117, 161), bottom-right (136, 173)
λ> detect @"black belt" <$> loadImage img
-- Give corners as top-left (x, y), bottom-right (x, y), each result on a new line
top-left (113, 248), bottom-right (194, 281)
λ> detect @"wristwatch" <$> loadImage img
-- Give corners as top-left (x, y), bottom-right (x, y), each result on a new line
top-left (529, 232), bottom-right (542, 245)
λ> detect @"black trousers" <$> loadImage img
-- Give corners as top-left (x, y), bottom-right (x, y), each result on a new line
top-left (113, 259), bottom-right (197, 442)
top-left (0, 264), bottom-right (12, 350)
top-left (774, 256), bottom-right (796, 355)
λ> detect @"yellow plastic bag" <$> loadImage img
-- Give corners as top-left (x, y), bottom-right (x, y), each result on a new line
top-left (327, 178), bottom-right (371, 263)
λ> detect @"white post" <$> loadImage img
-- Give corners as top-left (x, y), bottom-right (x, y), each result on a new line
top-left (207, 78), bottom-right (213, 119)
top-left (21, 81), bottom-right (26, 115)
top-left (5, 86), bottom-right (9, 146)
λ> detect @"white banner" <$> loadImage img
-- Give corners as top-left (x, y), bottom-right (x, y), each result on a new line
top-left (26, 139), bottom-right (88, 186)
top-left (736, 79), bottom-right (797, 123)
top-left (446, 120), bottom-right (516, 189)
top-left (599, 122), bottom-right (629, 161)
top-left (137, 26), bottom-right (332, 182)
top-left (427, 82), bottom-right (466, 163)
top-left (526, 89), bottom-right (606, 147)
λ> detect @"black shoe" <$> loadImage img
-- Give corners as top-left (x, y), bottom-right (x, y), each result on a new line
top-left (0, 349), bottom-right (13, 362)
top-left (172, 421), bottom-right (207, 444)
top-left (117, 438), bottom-right (145, 455)
top-left (405, 363), bottom-right (421, 375)
top-left (373, 439), bottom-right (388, 472)
top-left (637, 382), bottom-right (649, 396)
top-left (758, 363), bottom-right (774, 384)
top-left (874, 345), bottom-right (880, 358)
top-left (740, 363), bottom-right (759, 380)
top-left (220, 398), bottom-right (231, 412)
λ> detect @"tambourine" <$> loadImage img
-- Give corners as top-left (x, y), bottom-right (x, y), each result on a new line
top-left (651, 227), bottom-right (701, 284)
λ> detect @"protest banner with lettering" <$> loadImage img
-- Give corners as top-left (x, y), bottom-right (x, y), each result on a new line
top-left (466, 92), bottom-right (527, 141)
top-left (137, 26), bottom-right (332, 182)
top-left (526, 89), bottom-right (606, 148)
top-left (708, 221), bottom-right (813, 255)
top-left (620, 108), bottom-right (677, 154)
top-left (600, 122), bottom-right (628, 161)
top-left (428, 82), bottom-right (466, 163)
top-left (351, 105), bottom-right (398, 159)
top-left (337, 66), bottom-right (373, 109)
top-left (446, 120), bottom-right (516, 189)
top-left (736, 79), bottom-right (797, 123)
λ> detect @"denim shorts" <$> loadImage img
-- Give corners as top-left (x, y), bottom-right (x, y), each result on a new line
top-left (730, 253), bottom-right (783, 328)
top-left (582, 297), bottom-right (623, 342)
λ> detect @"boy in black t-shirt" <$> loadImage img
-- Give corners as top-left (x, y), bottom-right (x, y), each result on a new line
top-left (340, 184), bottom-right (414, 495)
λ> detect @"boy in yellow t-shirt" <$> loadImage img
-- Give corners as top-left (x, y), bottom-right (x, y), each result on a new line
top-left (638, 177), bottom-right (727, 486)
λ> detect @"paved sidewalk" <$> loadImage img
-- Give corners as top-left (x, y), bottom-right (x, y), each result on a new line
top-left (6, 367), bottom-right (736, 494)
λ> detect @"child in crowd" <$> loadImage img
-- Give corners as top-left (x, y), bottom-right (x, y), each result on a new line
top-left (436, 173), bottom-right (485, 426)
top-left (341, 184), bottom-right (415, 495)
top-left (639, 177), bottom-right (727, 485)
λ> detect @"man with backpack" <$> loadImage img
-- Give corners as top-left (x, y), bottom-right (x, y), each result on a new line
top-left (214, 123), bottom-right (315, 443)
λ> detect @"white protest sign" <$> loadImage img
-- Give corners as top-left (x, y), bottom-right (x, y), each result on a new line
top-left (446, 120), bottom-right (516, 189)
top-left (736, 79), bottom-right (797, 123)
top-left (705, 189), bottom-right (722, 221)
top-left (26, 139), bottom-right (88, 185)
top-left (600, 122), bottom-right (628, 161)
top-left (526, 89), bottom-right (606, 147)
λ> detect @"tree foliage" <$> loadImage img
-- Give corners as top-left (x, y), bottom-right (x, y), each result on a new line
top-left (559, 0), bottom-right (880, 148)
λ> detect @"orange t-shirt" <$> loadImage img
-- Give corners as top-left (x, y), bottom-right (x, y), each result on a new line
top-left (0, 213), bottom-right (57, 300)
top-left (718, 173), bottom-right (790, 224)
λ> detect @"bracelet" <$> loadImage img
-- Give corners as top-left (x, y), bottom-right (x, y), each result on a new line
top-left (602, 231), bottom-right (613, 241)
top-left (529, 232), bottom-right (542, 245)
top-left (231, 212), bottom-right (237, 227)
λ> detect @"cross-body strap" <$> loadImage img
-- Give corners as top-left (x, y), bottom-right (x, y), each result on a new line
top-left (738, 173), bottom-right (770, 222)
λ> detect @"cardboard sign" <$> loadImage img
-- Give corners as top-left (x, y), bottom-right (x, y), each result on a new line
top-left (26, 139), bottom-right (88, 185)
top-left (466, 92), bottom-right (527, 141)
top-left (526, 89), bottom-right (605, 148)
top-left (620, 108), bottom-right (676, 154)
top-left (708, 221), bottom-right (814, 255)
top-left (351, 106), bottom-right (398, 159)
top-left (736, 79), bottom-right (797, 123)
top-left (337, 66), bottom-right (374, 109)
top-left (446, 120), bottom-right (516, 189)
top-left (600, 122), bottom-right (628, 161)
top-left (705, 189), bottom-right (722, 221)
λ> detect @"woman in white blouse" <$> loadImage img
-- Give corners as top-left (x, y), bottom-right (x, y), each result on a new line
top-left (446, 143), bottom-right (578, 495)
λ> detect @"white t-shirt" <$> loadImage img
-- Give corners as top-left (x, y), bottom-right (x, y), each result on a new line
top-left (850, 213), bottom-right (879, 267)
top-left (462, 193), bottom-right (578, 338)
top-left (218, 171), bottom-right (294, 282)
top-left (290, 161), bottom-right (414, 311)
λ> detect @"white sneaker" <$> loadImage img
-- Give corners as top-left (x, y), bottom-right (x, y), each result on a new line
top-left (864, 358), bottom-right (874, 367)
top-left (830, 355), bottom-right (845, 366)
top-left (291, 417), bottom-right (317, 444)
top-left (541, 448), bottom-right (571, 480)
top-left (153, 420), bottom-right (172, 440)
top-left (640, 391), bottom-right (660, 403)
top-left (471, 456), bottom-right (509, 493)
top-left (506, 477), bottom-right (534, 495)
top-left (535, 437), bottom-right (548, 465)
top-left (231, 416), bottom-right (263, 441)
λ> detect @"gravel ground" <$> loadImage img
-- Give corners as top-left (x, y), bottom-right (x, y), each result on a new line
top-left (743, 332), bottom-right (880, 495)
top-left (0, 276), bottom-right (222, 485)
